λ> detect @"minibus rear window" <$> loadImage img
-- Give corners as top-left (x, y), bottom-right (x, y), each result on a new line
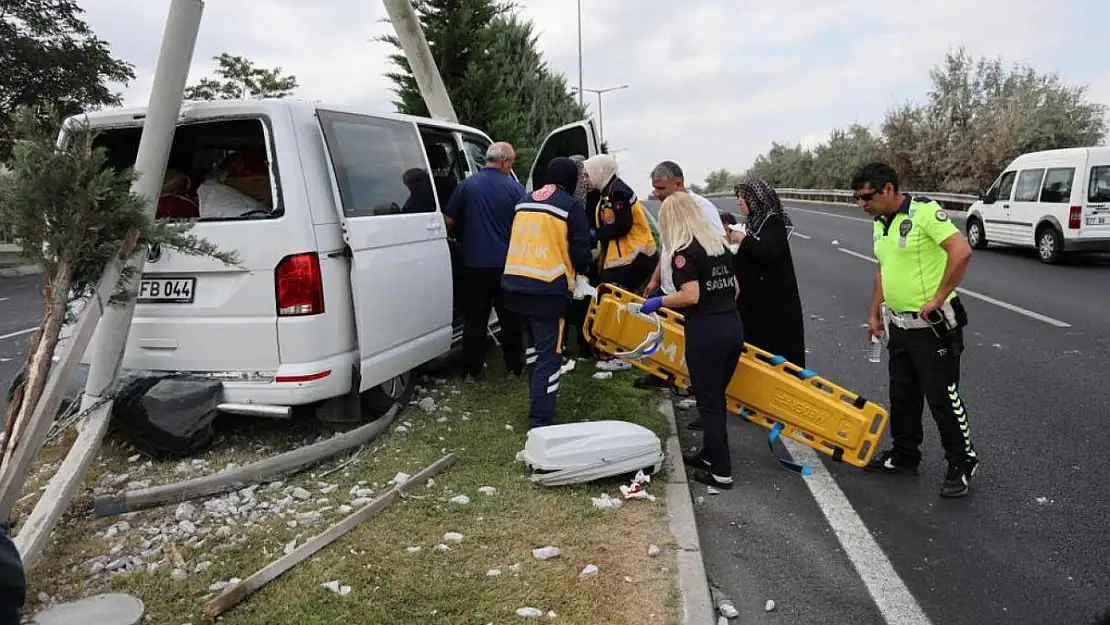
top-left (89, 117), bottom-right (283, 221)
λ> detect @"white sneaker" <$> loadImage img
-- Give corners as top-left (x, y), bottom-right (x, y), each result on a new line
top-left (595, 359), bottom-right (632, 372)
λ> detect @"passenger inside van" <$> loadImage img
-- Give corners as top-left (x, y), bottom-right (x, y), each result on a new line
top-left (155, 169), bottom-right (200, 220)
top-left (401, 168), bottom-right (437, 214)
top-left (196, 147), bottom-right (273, 219)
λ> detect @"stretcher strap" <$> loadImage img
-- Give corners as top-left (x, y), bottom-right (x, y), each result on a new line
top-left (768, 422), bottom-right (813, 476)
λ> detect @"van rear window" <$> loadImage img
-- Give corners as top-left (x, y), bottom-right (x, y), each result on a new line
top-left (1090, 166), bottom-right (1110, 203)
top-left (90, 118), bottom-right (282, 221)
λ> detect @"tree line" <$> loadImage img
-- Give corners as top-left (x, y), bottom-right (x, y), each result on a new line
top-left (700, 48), bottom-right (1108, 196)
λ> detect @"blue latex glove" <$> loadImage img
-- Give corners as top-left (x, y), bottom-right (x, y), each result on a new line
top-left (640, 296), bottom-right (664, 315)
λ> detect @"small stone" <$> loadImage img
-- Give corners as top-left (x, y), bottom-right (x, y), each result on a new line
top-left (350, 497), bottom-right (373, 507)
top-left (105, 558), bottom-right (127, 572)
top-left (127, 454), bottom-right (142, 463)
top-left (707, 487), bottom-right (721, 495)
top-left (171, 568), bottom-right (187, 581)
top-left (296, 511), bottom-right (324, 526)
top-left (509, 563), bottom-right (522, 574)
top-left (290, 487), bottom-right (312, 501)
top-left (390, 472), bottom-right (411, 486)
top-left (505, 424), bottom-right (514, 431)
top-left (406, 546), bottom-right (421, 553)
top-left (718, 600), bottom-right (739, 618)
top-left (547, 611), bottom-right (558, 619)
top-left (435, 544), bottom-right (451, 552)
top-left (395, 425), bottom-right (410, 434)
top-left (426, 479), bottom-right (436, 489)
top-left (174, 502), bottom-right (196, 521)
top-left (443, 532), bottom-right (465, 543)
top-left (321, 580), bottom-right (351, 596)
top-left (178, 520), bottom-right (197, 535)
top-left (436, 416), bottom-right (448, 423)
top-left (90, 561), bottom-right (105, 575)
top-left (215, 526), bottom-right (233, 538)
top-left (579, 564), bottom-right (600, 577)
top-left (320, 484), bottom-right (338, 494)
top-left (487, 568), bottom-right (502, 577)
top-left (478, 486), bottom-right (497, 495)
top-left (765, 599), bottom-right (776, 612)
top-left (648, 544), bottom-right (662, 557)
top-left (516, 607), bottom-right (544, 618)
top-left (418, 397), bottom-right (436, 413)
top-left (449, 495), bottom-right (470, 505)
top-left (194, 561), bottom-right (212, 573)
top-left (532, 546), bottom-right (561, 560)
top-left (337, 505), bottom-right (353, 514)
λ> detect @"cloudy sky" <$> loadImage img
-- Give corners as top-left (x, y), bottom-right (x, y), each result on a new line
top-left (79, 0), bottom-right (1110, 197)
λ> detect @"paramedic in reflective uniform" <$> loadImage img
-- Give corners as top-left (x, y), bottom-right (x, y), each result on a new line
top-left (851, 162), bottom-right (980, 499)
top-left (642, 192), bottom-right (742, 490)
top-left (582, 154), bottom-right (658, 292)
top-left (502, 157), bottom-right (593, 429)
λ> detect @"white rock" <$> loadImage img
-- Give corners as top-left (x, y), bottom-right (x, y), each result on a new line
top-left (194, 561), bottom-right (212, 573)
top-left (296, 511), bottom-right (324, 526)
top-left (591, 371), bottom-right (613, 380)
top-left (389, 472), bottom-right (411, 486)
top-left (321, 580), bottom-right (352, 596)
top-left (707, 487), bottom-right (721, 495)
top-left (418, 397), bottom-right (437, 413)
top-left (436, 416), bottom-right (449, 423)
top-left (443, 532), bottom-right (465, 543)
top-left (486, 568), bottom-right (502, 577)
top-left (718, 600), bottom-right (739, 618)
top-left (532, 546), bottom-right (561, 560)
top-left (178, 520), bottom-right (197, 535)
top-left (676, 398), bottom-right (697, 410)
top-left (320, 484), bottom-right (338, 494)
top-left (171, 568), bottom-right (187, 581)
top-left (405, 546), bottom-right (421, 553)
top-left (215, 526), bottom-right (233, 538)
top-left (478, 486), bottom-right (498, 496)
top-left (547, 611), bottom-right (557, 619)
top-left (337, 505), bottom-right (353, 514)
top-left (127, 454), bottom-right (142, 463)
top-left (505, 424), bottom-right (514, 431)
top-left (395, 425), bottom-right (410, 434)
top-left (449, 494), bottom-right (470, 505)
top-left (90, 561), bottom-right (106, 575)
top-left (508, 563), bottom-right (522, 574)
top-left (765, 599), bottom-right (776, 612)
top-left (174, 502), bottom-right (196, 522)
top-left (648, 544), bottom-right (662, 557)
top-left (434, 544), bottom-right (451, 552)
top-left (426, 479), bottom-right (436, 488)
top-left (350, 497), bottom-right (373, 507)
top-left (579, 564), bottom-right (600, 577)
top-left (290, 487), bottom-right (312, 501)
top-left (516, 607), bottom-right (543, 618)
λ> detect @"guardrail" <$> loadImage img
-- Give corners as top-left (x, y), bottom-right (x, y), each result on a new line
top-left (703, 187), bottom-right (980, 212)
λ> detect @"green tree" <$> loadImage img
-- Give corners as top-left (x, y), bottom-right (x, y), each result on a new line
top-left (184, 53), bottom-right (299, 101)
top-left (0, 0), bottom-right (135, 159)
top-left (703, 168), bottom-right (735, 193)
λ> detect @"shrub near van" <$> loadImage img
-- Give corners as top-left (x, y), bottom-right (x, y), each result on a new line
top-left (966, 147), bottom-right (1110, 264)
top-left (57, 100), bottom-right (600, 424)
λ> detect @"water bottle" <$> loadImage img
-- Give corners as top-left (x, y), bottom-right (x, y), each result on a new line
top-left (867, 335), bottom-right (883, 363)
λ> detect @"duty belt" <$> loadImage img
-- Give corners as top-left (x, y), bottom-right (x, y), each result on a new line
top-left (885, 300), bottom-right (957, 331)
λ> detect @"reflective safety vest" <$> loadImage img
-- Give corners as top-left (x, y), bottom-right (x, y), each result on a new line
top-left (504, 185), bottom-right (579, 295)
top-left (596, 190), bottom-right (658, 270)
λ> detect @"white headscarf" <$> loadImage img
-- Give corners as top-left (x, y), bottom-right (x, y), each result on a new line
top-left (583, 154), bottom-right (619, 191)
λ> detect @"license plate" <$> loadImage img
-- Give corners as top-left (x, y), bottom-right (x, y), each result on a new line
top-left (138, 277), bottom-right (195, 303)
top-left (1087, 215), bottom-right (1107, 226)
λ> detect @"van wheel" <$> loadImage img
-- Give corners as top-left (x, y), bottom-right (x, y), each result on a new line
top-left (966, 218), bottom-right (988, 250)
top-left (1036, 226), bottom-right (1063, 264)
top-left (362, 370), bottom-right (416, 421)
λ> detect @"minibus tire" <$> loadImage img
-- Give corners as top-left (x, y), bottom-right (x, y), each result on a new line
top-left (362, 370), bottom-right (416, 421)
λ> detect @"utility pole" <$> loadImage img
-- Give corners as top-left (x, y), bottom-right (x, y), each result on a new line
top-left (577, 0), bottom-right (584, 109)
top-left (383, 0), bottom-right (458, 123)
top-left (572, 85), bottom-right (629, 145)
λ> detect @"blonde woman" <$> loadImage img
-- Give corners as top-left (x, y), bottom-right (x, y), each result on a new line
top-left (641, 192), bottom-right (743, 489)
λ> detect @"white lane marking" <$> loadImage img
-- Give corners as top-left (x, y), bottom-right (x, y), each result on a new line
top-left (0, 327), bottom-right (36, 342)
top-left (835, 248), bottom-right (1072, 328)
top-left (787, 205), bottom-right (874, 224)
top-left (785, 439), bottom-right (934, 625)
top-left (0, 297), bottom-right (9, 303)
top-left (792, 232), bottom-right (812, 240)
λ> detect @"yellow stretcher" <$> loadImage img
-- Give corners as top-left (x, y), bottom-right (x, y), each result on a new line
top-left (582, 284), bottom-right (888, 470)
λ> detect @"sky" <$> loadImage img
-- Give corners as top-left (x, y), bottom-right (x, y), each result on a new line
top-left (78, 0), bottom-right (1110, 197)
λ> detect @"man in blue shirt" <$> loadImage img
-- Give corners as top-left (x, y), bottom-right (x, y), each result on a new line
top-left (444, 142), bottom-right (528, 381)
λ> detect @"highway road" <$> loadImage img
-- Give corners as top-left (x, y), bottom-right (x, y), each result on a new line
top-left (3, 200), bottom-right (1108, 624)
top-left (644, 197), bottom-right (1110, 625)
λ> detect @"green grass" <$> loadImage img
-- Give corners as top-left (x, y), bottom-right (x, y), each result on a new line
top-left (26, 355), bottom-right (679, 625)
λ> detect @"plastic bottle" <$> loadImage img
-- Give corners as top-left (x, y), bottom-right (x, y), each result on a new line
top-left (867, 335), bottom-right (883, 363)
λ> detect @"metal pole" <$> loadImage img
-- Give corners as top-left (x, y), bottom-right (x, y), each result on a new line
top-left (81, 0), bottom-right (204, 411)
top-left (577, 0), bottom-right (583, 109)
top-left (596, 91), bottom-right (604, 145)
top-left (383, 0), bottom-right (458, 123)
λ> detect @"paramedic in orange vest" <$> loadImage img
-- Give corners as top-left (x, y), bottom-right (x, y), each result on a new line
top-left (502, 157), bottom-right (594, 429)
top-left (583, 154), bottom-right (658, 292)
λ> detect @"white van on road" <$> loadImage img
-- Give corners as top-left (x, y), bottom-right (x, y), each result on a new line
top-left (61, 100), bottom-right (599, 423)
top-left (965, 147), bottom-right (1110, 264)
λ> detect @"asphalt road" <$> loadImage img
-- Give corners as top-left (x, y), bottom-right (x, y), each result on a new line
top-left (3, 203), bottom-right (1109, 624)
top-left (643, 198), bottom-right (1110, 624)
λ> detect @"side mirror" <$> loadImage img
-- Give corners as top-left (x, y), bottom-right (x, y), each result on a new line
top-left (982, 188), bottom-right (998, 205)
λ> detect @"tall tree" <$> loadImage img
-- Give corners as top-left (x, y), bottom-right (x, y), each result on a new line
top-left (184, 53), bottom-right (299, 101)
top-left (703, 168), bottom-right (734, 193)
top-left (0, 0), bottom-right (135, 159)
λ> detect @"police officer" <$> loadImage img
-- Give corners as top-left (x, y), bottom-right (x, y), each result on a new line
top-left (851, 162), bottom-right (979, 498)
top-left (643, 192), bottom-right (743, 490)
top-left (502, 157), bottom-right (593, 429)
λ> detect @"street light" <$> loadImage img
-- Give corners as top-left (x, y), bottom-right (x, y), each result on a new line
top-left (577, 0), bottom-right (583, 109)
top-left (571, 85), bottom-right (629, 145)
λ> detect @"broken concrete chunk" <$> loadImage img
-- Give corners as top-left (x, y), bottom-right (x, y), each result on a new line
top-left (418, 397), bottom-right (436, 413)
top-left (442, 532), bottom-right (465, 543)
top-left (648, 544), bottom-right (662, 557)
top-left (449, 494), bottom-right (470, 505)
top-left (434, 544), bottom-right (451, 552)
top-left (579, 564), bottom-right (600, 577)
top-left (290, 487), bottom-right (312, 501)
top-left (486, 568), bottom-right (502, 577)
top-left (718, 600), bottom-right (739, 618)
top-left (174, 502), bottom-right (196, 522)
top-left (389, 472), bottom-right (411, 486)
top-left (532, 546), bottom-right (561, 560)
top-left (591, 371), bottom-right (613, 380)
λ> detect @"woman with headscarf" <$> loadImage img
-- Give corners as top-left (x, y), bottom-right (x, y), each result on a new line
top-left (502, 157), bottom-right (593, 429)
top-left (583, 154), bottom-right (658, 292)
top-left (562, 155), bottom-right (600, 360)
top-left (729, 179), bottom-right (806, 367)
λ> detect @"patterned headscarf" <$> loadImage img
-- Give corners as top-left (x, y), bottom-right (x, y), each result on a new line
top-left (735, 179), bottom-right (793, 237)
top-left (569, 154), bottom-right (590, 206)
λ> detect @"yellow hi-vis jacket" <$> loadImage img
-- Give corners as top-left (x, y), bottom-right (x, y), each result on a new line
top-left (593, 178), bottom-right (657, 271)
top-left (502, 184), bottom-right (593, 298)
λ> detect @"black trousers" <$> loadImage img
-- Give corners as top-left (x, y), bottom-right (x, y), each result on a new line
top-left (686, 311), bottom-right (745, 478)
top-left (887, 324), bottom-right (977, 465)
top-left (599, 252), bottom-right (657, 294)
top-left (460, 267), bottom-right (524, 376)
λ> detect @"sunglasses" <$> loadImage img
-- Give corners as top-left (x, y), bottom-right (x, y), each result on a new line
top-left (853, 190), bottom-right (880, 202)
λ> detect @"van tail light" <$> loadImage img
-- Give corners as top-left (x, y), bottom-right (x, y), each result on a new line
top-left (275, 253), bottom-right (324, 316)
top-left (1068, 206), bottom-right (1082, 230)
